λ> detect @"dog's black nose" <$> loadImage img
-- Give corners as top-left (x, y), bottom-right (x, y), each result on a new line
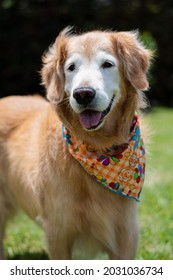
top-left (73, 87), bottom-right (96, 105)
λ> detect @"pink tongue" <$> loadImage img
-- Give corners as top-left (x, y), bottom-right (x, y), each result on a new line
top-left (79, 110), bottom-right (102, 129)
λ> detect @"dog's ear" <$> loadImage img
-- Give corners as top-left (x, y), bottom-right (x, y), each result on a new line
top-left (41, 27), bottom-right (71, 104)
top-left (113, 31), bottom-right (153, 90)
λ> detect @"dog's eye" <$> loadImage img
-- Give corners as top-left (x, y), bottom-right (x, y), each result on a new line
top-left (102, 61), bottom-right (114, 69)
top-left (67, 63), bottom-right (76, 72)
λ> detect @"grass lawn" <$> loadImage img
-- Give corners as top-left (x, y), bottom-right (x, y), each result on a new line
top-left (4, 107), bottom-right (173, 260)
top-left (137, 107), bottom-right (173, 260)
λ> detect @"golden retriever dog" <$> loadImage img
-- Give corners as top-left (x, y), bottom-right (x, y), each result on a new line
top-left (0, 27), bottom-right (152, 260)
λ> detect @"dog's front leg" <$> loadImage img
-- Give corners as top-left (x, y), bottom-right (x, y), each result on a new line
top-left (0, 243), bottom-right (5, 260)
top-left (45, 229), bottom-right (74, 260)
top-left (0, 234), bottom-right (5, 260)
top-left (109, 219), bottom-right (139, 260)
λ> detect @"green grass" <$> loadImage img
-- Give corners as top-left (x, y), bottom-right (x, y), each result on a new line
top-left (4, 213), bottom-right (47, 260)
top-left (4, 107), bottom-right (173, 259)
top-left (137, 107), bottom-right (173, 260)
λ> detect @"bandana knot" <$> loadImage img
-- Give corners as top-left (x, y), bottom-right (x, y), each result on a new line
top-left (62, 115), bottom-right (145, 202)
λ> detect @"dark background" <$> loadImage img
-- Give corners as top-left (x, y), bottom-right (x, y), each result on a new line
top-left (0, 0), bottom-right (173, 106)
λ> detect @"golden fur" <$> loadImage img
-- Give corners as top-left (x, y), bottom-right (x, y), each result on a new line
top-left (0, 27), bottom-right (152, 259)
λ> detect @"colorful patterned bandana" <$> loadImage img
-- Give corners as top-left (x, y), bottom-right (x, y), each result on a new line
top-left (62, 115), bottom-right (145, 201)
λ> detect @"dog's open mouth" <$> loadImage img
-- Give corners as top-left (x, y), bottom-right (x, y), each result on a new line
top-left (79, 96), bottom-right (115, 130)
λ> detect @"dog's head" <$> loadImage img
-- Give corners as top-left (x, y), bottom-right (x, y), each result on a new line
top-left (42, 27), bottom-right (152, 145)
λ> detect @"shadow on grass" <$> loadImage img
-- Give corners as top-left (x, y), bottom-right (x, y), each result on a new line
top-left (8, 251), bottom-right (49, 260)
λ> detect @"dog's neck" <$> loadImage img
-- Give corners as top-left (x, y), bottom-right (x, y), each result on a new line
top-left (62, 114), bottom-right (145, 201)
